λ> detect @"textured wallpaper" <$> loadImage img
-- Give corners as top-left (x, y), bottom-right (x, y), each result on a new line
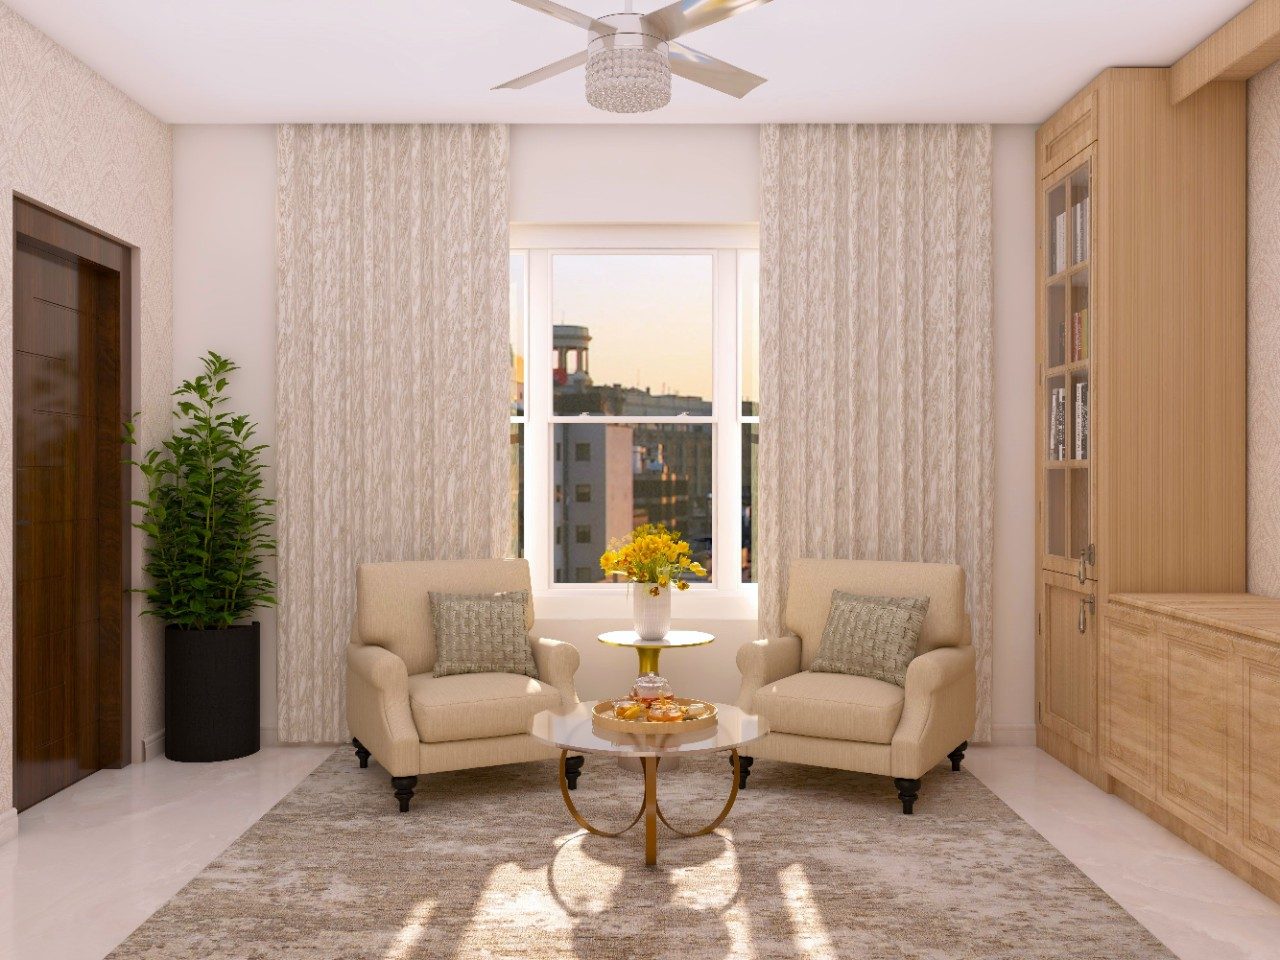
top-left (0, 4), bottom-right (172, 818)
top-left (1250, 63), bottom-right (1280, 598)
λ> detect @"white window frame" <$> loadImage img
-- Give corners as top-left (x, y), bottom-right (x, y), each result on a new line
top-left (512, 223), bottom-right (759, 620)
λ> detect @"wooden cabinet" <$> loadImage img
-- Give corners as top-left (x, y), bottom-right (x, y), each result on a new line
top-left (1040, 574), bottom-right (1096, 753)
top-left (1035, 67), bottom-right (1246, 788)
top-left (1100, 595), bottom-right (1280, 900)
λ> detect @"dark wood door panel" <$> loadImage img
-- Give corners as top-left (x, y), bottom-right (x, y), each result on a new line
top-left (13, 198), bottom-right (130, 812)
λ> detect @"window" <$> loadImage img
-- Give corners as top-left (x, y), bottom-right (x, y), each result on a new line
top-left (512, 225), bottom-right (759, 599)
top-left (508, 252), bottom-right (527, 558)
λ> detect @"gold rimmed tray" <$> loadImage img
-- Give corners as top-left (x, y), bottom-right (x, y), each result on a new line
top-left (592, 698), bottom-right (718, 735)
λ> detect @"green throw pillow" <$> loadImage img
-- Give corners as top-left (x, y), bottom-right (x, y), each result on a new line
top-left (809, 591), bottom-right (930, 687)
top-left (430, 590), bottom-right (538, 679)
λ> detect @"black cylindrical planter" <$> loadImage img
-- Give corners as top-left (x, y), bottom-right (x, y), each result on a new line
top-left (164, 622), bottom-right (260, 762)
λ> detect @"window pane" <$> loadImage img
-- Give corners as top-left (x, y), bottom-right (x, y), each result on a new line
top-left (508, 422), bottom-right (523, 558)
top-left (553, 422), bottom-right (713, 583)
top-left (742, 422), bottom-right (758, 582)
top-left (551, 254), bottom-right (713, 416)
top-left (739, 250), bottom-right (760, 417)
top-left (510, 252), bottom-right (527, 417)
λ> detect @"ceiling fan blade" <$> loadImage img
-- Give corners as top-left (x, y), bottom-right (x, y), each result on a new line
top-left (642, 0), bottom-right (774, 42)
top-left (507, 0), bottom-right (616, 34)
top-left (492, 50), bottom-right (589, 90)
top-left (668, 42), bottom-right (766, 98)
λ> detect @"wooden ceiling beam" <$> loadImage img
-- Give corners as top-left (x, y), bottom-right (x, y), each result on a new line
top-left (1171, 0), bottom-right (1280, 103)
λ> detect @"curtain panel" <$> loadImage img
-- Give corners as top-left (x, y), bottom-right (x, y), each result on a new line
top-left (758, 124), bottom-right (995, 741)
top-left (275, 124), bottom-right (510, 743)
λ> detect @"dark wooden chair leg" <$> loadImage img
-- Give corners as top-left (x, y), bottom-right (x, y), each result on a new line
top-left (730, 754), bottom-right (754, 789)
top-left (353, 738), bottom-right (371, 769)
top-left (948, 741), bottom-right (968, 772)
top-left (564, 755), bottom-right (584, 790)
top-left (894, 777), bottom-right (921, 815)
top-left (391, 775), bottom-right (418, 813)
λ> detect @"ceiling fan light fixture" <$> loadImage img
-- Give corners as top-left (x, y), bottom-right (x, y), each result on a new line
top-left (585, 42), bottom-right (671, 114)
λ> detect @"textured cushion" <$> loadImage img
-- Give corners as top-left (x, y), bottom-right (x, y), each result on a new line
top-left (783, 559), bottom-right (968, 669)
top-left (356, 560), bottom-right (534, 676)
top-left (809, 592), bottom-right (929, 687)
top-left (753, 671), bottom-right (905, 744)
top-left (407, 672), bottom-right (559, 743)
top-left (431, 591), bottom-right (538, 678)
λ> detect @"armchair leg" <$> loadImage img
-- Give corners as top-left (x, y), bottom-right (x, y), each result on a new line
top-left (730, 754), bottom-right (754, 789)
top-left (564, 755), bottom-right (584, 790)
top-left (894, 777), bottom-right (921, 815)
top-left (391, 775), bottom-right (418, 813)
top-left (948, 741), bottom-right (969, 772)
top-left (352, 738), bottom-right (371, 769)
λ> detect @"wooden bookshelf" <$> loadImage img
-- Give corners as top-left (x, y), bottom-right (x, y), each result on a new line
top-left (1034, 69), bottom-right (1247, 791)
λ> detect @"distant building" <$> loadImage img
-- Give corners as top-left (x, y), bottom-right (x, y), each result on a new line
top-left (552, 324), bottom-right (714, 581)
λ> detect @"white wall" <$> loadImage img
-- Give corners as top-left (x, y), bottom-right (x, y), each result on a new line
top-left (171, 125), bottom-right (280, 738)
top-left (990, 126), bottom-right (1038, 744)
top-left (170, 122), bottom-right (1038, 742)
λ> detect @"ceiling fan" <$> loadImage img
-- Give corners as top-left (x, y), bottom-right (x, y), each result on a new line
top-left (493, 0), bottom-right (774, 114)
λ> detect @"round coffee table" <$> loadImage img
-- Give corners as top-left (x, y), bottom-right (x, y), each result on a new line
top-left (530, 702), bottom-right (766, 867)
top-left (597, 629), bottom-right (715, 675)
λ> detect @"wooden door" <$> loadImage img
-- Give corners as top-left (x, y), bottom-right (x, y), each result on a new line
top-left (1039, 572), bottom-right (1097, 753)
top-left (13, 200), bottom-right (129, 811)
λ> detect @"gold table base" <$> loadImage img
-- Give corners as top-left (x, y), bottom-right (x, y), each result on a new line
top-left (558, 749), bottom-right (741, 867)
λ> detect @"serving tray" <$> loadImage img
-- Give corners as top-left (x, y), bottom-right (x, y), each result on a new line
top-left (592, 698), bottom-right (718, 735)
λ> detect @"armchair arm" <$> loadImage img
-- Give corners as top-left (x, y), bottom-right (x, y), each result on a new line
top-left (891, 645), bottom-right (976, 779)
top-left (346, 642), bottom-right (419, 777)
top-left (735, 633), bottom-right (803, 710)
top-left (530, 636), bottom-right (580, 707)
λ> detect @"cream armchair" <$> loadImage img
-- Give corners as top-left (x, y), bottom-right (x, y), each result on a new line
top-left (736, 559), bottom-right (976, 814)
top-left (346, 559), bottom-right (580, 812)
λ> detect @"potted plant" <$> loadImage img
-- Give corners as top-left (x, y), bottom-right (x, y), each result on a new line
top-left (599, 523), bottom-right (707, 640)
top-left (126, 352), bottom-right (276, 762)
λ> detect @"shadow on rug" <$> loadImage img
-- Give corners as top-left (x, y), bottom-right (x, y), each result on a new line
top-left (108, 749), bottom-right (1173, 959)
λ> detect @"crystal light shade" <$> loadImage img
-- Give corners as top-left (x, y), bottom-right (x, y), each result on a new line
top-left (586, 45), bottom-right (672, 114)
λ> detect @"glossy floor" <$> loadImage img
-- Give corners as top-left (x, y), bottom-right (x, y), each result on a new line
top-left (1, 745), bottom-right (1277, 959)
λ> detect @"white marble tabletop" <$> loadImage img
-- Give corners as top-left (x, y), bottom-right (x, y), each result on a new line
top-left (597, 629), bottom-right (715, 650)
top-left (530, 701), bottom-right (766, 758)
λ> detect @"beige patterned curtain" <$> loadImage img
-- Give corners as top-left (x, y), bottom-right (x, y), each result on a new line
top-left (758, 124), bottom-right (995, 741)
top-left (275, 125), bottom-right (509, 742)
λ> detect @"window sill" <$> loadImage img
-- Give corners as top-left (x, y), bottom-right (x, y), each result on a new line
top-left (532, 586), bottom-right (759, 622)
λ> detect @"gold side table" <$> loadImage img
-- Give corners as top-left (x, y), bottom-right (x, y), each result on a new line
top-left (597, 629), bottom-right (715, 676)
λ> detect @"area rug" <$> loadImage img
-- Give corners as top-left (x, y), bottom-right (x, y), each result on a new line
top-left (108, 750), bottom-right (1173, 959)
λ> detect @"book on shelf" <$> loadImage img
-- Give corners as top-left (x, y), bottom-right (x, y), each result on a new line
top-left (1072, 198), bottom-right (1090, 263)
top-left (1074, 380), bottom-right (1089, 459)
top-left (1048, 387), bottom-right (1067, 460)
top-left (1071, 308), bottom-right (1089, 362)
top-left (1053, 211), bottom-right (1067, 274)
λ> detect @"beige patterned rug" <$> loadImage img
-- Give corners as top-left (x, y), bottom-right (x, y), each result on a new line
top-left (109, 750), bottom-right (1172, 959)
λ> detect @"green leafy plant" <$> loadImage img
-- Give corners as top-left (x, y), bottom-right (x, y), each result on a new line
top-left (125, 352), bottom-right (276, 630)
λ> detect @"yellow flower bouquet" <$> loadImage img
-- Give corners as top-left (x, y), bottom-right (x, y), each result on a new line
top-left (599, 523), bottom-right (708, 596)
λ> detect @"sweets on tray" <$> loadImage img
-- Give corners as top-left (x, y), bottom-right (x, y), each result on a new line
top-left (603, 675), bottom-right (713, 724)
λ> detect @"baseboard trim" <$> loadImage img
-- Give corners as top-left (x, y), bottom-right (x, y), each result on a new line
top-left (991, 723), bottom-right (1037, 746)
top-left (260, 726), bottom-right (279, 747)
top-left (142, 729), bottom-right (165, 761)
top-left (0, 806), bottom-right (18, 845)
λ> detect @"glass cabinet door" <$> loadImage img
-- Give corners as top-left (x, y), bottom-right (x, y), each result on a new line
top-left (1042, 156), bottom-right (1094, 582)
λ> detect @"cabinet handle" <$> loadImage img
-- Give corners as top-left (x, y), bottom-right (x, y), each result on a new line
top-left (1078, 551), bottom-right (1087, 583)
top-left (1078, 596), bottom-right (1095, 633)
top-left (1077, 543), bottom-right (1094, 584)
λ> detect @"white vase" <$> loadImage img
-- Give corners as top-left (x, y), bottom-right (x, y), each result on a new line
top-left (631, 584), bottom-right (672, 641)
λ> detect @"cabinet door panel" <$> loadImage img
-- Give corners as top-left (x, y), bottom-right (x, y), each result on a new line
top-left (1161, 630), bottom-right (1231, 837)
top-left (1100, 613), bottom-right (1157, 794)
top-left (1041, 578), bottom-right (1096, 752)
top-left (1243, 656), bottom-right (1280, 868)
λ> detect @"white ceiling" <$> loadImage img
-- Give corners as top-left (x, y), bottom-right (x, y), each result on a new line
top-left (5, 0), bottom-right (1253, 124)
